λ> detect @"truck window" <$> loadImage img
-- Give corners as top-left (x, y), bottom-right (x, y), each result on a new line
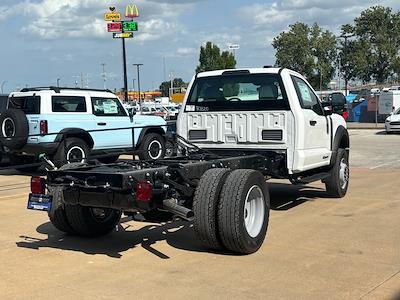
top-left (8, 96), bottom-right (40, 114)
top-left (186, 74), bottom-right (289, 112)
top-left (291, 76), bottom-right (324, 116)
top-left (52, 96), bottom-right (87, 112)
top-left (91, 97), bottom-right (127, 117)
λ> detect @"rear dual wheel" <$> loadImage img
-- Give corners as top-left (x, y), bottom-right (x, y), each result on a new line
top-left (48, 163), bottom-right (121, 237)
top-left (193, 168), bottom-right (270, 254)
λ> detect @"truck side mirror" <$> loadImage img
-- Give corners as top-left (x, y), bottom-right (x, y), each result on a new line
top-left (128, 108), bottom-right (135, 118)
top-left (322, 101), bottom-right (333, 115)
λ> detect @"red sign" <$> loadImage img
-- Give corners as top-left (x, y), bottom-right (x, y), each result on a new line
top-left (107, 22), bottom-right (122, 32)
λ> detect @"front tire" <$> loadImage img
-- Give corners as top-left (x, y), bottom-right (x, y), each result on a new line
top-left (138, 133), bottom-right (165, 160)
top-left (218, 169), bottom-right (270, 254)
top-left (324, 148), bottom-right (349, 198)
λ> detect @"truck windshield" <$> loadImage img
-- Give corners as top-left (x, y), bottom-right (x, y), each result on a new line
top-left (186, 73), bottom-right (289, 112)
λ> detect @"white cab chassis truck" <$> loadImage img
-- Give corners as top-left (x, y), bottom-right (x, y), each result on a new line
top-left (28, 67), bottom-right (349, 255)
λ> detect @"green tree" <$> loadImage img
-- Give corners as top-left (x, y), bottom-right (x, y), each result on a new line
top-left (272, 22), bottom-right (337, 89)
top-left (196, 42), bottom-right (236, 73)
top-left (340, 6), bottom-right (400, 83)
top-left (159, 78), bottom-right (187, 97)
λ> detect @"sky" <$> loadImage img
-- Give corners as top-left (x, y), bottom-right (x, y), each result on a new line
top-left (0, 0), bottom-right (399, 93)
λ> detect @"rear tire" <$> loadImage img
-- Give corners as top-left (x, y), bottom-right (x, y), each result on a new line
top-left (47, 163), bottom-right (85, 234)
top-left (54, 137), bottom-right (89, 167)
top-left (138, 133), bottom-right (165, 160)
top-left (218, 169), bottom-right (270, 254)
top-left (324, 148), bottom-right (349, 198)
top-left (193, 168), bottom-right (231, 250)
top-left (65, 206), bottom-right (121, 237)
top-left (48, 186), bottom-right (76, 234)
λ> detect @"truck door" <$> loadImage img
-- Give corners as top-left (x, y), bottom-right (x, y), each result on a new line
top-left (291, 76), bottom-right (331, 170)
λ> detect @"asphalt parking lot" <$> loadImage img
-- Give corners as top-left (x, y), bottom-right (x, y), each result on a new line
top-left (0, 129), bottom-right (399, 300)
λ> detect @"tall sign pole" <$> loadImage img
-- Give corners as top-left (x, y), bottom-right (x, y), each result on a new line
top-left (122, 37), bottom-right (128, 101)
top-left (104, 5), bottom-right (139, 102)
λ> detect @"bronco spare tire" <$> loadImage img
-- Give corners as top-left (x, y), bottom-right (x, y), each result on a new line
top-left (0, 109), bottom-right (29, 149)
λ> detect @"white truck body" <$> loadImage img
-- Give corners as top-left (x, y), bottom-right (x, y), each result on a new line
top-left (178, 68), bottom-right (347, 174)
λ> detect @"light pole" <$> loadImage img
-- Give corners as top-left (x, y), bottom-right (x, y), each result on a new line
top-left (169, 72), bottom-right (174, 102)
top-left (133, 63), bottom-right (143, 110)
top-left (57, 78), bottom-right (60, 87)
top-left (0, 81), bottom-right (7, 94)
top-left (101, 63), bottom-right (107, 89)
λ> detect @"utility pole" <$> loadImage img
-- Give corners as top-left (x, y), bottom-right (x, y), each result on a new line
top-left (133, 63), bottom-right (143, 110)
top-left (0, 81), bottom-right (7, 94)
top-left (169, 71), bottom-right (174, 102)
top-left (57, 78), bottom-right (60, 87)
top-left (101, 63), bottom-right (107, 89)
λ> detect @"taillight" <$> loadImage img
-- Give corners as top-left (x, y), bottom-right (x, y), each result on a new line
top-left (31, 176), bottom-right (45, 194)
top-left (135, 180), bottom-right (153, 202)
top-left (342, 111), bottom-right (348, 121)
top-left (40, 120), bottom-right (48, 135)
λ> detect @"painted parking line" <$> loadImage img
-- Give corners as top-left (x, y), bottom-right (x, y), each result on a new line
top-left (370, 159), bottom-right (400, 170)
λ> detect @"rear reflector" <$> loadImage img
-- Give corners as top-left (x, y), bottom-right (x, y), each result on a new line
top-left (31, 176), bottom-right (45, 194)
top-left (40, 120), bottom-right (48, 135)
top-left (135, 180), bottom-right (153, 202)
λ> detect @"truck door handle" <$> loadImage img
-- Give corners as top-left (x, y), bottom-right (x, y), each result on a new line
top-left (309, 120), bottom-right (317, 126)
top-left (97, 122), bottom-right (107, 126)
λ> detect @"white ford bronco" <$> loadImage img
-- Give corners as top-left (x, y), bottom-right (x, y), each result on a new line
top-left (27, 67), bottom-right (349, 255)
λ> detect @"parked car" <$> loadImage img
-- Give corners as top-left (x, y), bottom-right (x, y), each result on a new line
top-left (0, 87), bottom-right (168, 171)
top-left (385, 107), bottom-right (400, 133)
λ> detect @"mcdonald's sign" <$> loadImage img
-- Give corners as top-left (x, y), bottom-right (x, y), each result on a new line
top-left (125, 4), bottom-right (139, 18)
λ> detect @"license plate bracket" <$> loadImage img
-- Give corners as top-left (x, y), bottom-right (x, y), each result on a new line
top-left (27, 193), bottom-right (53, 211)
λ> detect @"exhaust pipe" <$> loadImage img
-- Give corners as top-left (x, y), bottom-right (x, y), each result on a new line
top-left (163, 199), bottom-right (194, 221)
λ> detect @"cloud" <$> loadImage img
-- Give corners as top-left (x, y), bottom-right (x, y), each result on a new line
top-left (176, 47), bottom-right (197, 56)
top-left (1, 0), bottom-right (194, 42)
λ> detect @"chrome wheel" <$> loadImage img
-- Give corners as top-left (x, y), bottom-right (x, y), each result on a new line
top-left (339, 158), bottom-right (349, 190)
top-left (243, 185), bottom-right (265, 238)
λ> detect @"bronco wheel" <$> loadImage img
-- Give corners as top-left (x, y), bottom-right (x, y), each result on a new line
top-left (217, 169), bottom-right (270, 254)
top-left (138, 133), bottom-right (165, 160)
top-left (54, 137), bottom-right (89, 166)
top-left (324, 148), bottom-right (349, 198)
top-left (0, 109), bottom-right (29, 149)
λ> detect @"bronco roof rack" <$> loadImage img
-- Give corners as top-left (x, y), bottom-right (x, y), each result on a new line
top-left (19, 86), bottom-right (113, 93)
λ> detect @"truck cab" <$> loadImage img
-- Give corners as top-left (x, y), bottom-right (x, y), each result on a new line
top-left (178, 68), bottom-right (349, 175)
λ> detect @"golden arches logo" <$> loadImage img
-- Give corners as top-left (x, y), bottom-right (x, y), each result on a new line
top-left (125, 4), bottom-right (139, 18)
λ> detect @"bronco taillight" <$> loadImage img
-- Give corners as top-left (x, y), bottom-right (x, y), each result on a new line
top-left (31, 176), bottom-right (45, 194)
top-left (40, 120), bottom-right (48, 135)
top-left (135, 180), bottom-right (153, 202)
